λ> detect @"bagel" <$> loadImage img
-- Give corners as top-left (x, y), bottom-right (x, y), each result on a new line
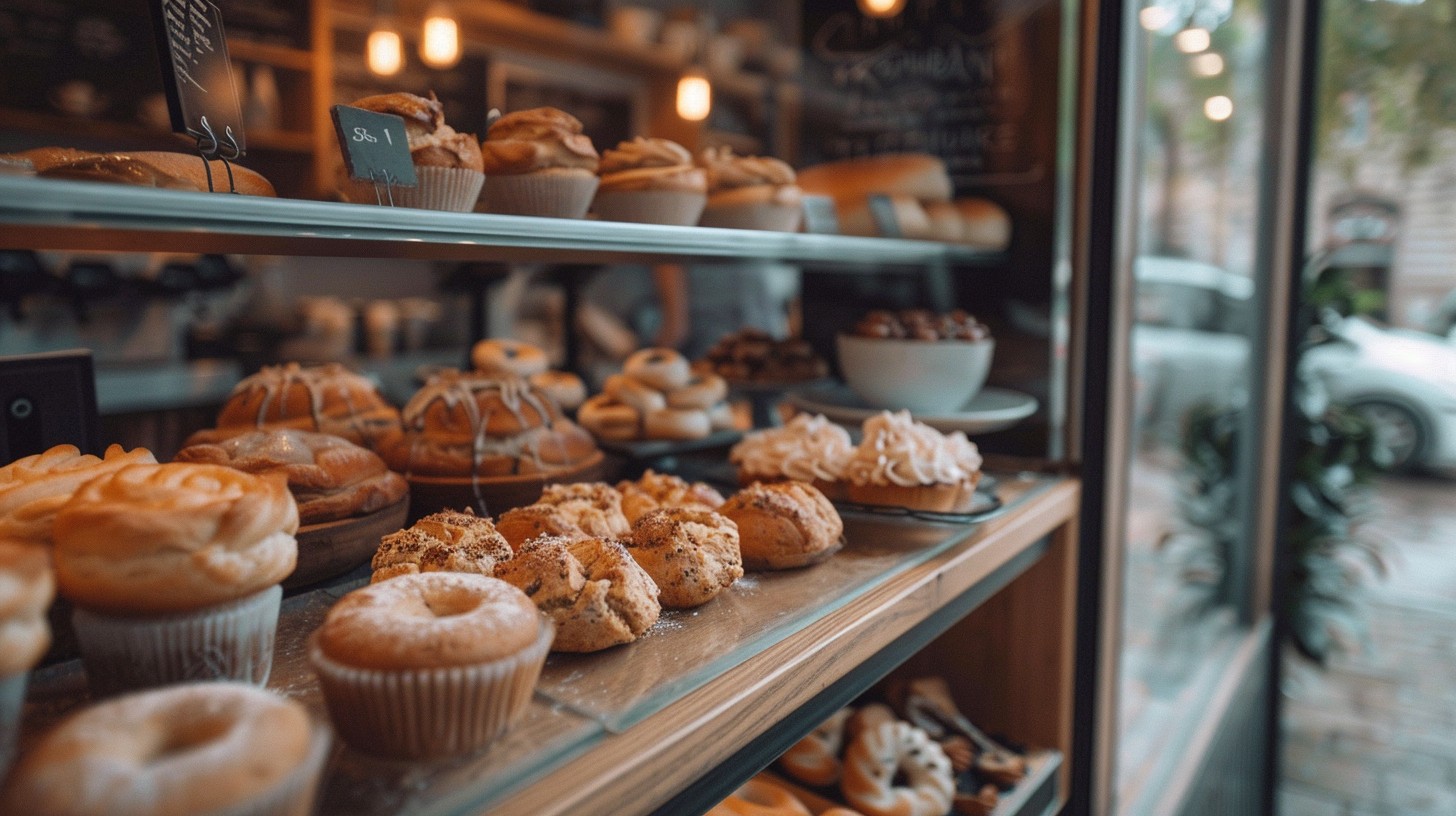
top-left (778, 707), bottom-right (854, 787)
top-left (577, 394), bottom-right (640, 442)
top-left (841, 704), bottom-right (955, 816)
top-left (644, 407), bottom-right (711, 441)
top-left (529, 370), bottom-right (588, 411)
top-left (472, 339), bottom-right (551, 379)
top-left (604, 372), bottom-right (667, 414)
top-left (624, 347), bottom-right (691, 391)
top-left (666, 372), bottom-right (728, 411)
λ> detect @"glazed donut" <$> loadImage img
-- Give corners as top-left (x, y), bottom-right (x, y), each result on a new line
top-left (644, 407), bottom-right (712, 441)
top-left (666, 372), bottom-right (728, 410)
top-left (841, 704), bottom-right (955, 816)
top-left (471, 339), bottom-right (550, 379)
top-left (714, 778), bottom-right (812, 816)
top-left (778, 707), bottom-right (853, 786)
top-left (529, 370), bottom-right (588, 411)
top-left (2, 682), bottom-right (318, 816)
top-left (577, 394), bottom-right (640, 442)
top-left (624, 347), bottom-right (691, 391)
top-left (315, 572), bottom-right (541, 670)
top-left (604, 373), bottom-right (667, 413)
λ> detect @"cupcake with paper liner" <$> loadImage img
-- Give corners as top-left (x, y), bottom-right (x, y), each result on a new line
top-left (0, 540), bottom-right (53, 778)
top-left (479, 107), bottom-right (600, 218)
top-left (697, 146), bottom-right (803, 231)
top-left (340, 92), bottom-right (485, 212)
top-left (842, 411), bottom-right (983, 513)
top-left (729, 414), bottom-right (853, 499)
top-left (51, 463), bottom-right (298, 696)
top-left (592, 137), bottom-right (708, 225)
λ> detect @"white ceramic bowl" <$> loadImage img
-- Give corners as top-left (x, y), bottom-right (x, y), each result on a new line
top-left (837, 334), bottom-right (995, 413)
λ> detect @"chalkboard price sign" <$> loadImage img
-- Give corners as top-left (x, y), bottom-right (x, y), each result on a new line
top-left (149, 0), bottom-right (246, 157)
top-left (331, 105), bottom-right (419, 188)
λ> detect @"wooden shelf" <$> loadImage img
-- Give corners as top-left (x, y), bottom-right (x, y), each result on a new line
top-left (228, 38), bottom-right (315, 72)
top-left (18, 474), bottom-right (1078, 816)
top-left (0, 107), bottom-right (315, 157)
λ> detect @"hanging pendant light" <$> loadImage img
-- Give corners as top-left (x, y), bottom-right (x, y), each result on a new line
top-left (857, 0), bottom-right (908, 18)
top-left (367, 0), bottom-right (404, 77)
top-left (676, 66), bottom-right (712, 122)
top-left (420, 2), bottom-right (461, 70)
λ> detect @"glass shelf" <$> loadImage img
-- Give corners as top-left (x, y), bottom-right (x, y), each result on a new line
top-left (0, 176), bottom-right (1004, 268)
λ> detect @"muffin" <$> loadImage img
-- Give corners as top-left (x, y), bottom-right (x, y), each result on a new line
top-left (344, 91), bottom-right (485, 211)
top-left (495, 535), bottom-right (660, 653)
top-left (0, 444), bottom-right (157, 545)
top-left (185, 363), bottom-right (402, 452)
top-left (842, 411), bottom-right (983, 512)
top-left (480, 107), bottom-right (600, 218)
top-left (309, 572), bottom-right (551, 758)
top-left (627, 507), bottom-right (742, 608)
top-left (495, 503), bottom-right (588, 551)
top-left (593, 137), bottom-right (708, 225)
top-left (535, 482), bottom-right (631, 538)
top-left (0, 540), bottom-right (53, 778)
top-left (729, 414), bottom-right (853, 499)
top-left (374, 370), bottom-right (603, 518)
top-left (719, 481), bottom-right (843, 570)
top-left (697, 146), bottom-right (803, 231)
top-left (370, 508), bottom-right (513, 583)
top-left (175, 429), bottom-right (407, 525)
top-left (51, 463), bottom-right (298, 695)
top-left (1, 682), bottom-right (330, 816)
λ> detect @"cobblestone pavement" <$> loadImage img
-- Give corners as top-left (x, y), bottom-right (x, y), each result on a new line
top-left (1279, 473), bottom-right (1456, 815)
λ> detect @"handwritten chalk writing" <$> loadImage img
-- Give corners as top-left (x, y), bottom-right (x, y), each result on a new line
top-left (150, 0), bottom-right (246, 155)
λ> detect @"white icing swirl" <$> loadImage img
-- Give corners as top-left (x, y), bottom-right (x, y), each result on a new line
top-left (843, 411), bottom-right (983, 487)
top-left (729, 414), bottom-right (852, 483)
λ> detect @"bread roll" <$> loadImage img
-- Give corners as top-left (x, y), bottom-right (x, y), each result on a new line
top-left (797, 154), bottom-right (953, 204)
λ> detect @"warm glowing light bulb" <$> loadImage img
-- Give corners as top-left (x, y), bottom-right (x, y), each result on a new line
top-left (420, 5), bottom-right (460, 70)
top-left (1204, 95), bottom-right (1233, 121)
top-left (677, 69), bottom-right (711, 122)
top-left (368, 26), bottom-right (404, 77)
top-left (857, 0), bottom-right (908, 18)
top-left (1174, 27), bottom-right (1211, 53)
top-left (1139, 6), bottom-right (1174, 30)
top-left (1191, 52), bottom-right (1225, 76)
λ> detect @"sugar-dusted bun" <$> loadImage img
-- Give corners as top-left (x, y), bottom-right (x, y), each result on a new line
top-left (644, 407), bottom-right (712, 441)
top-left (188, 363), bottom-right (402, 450)
top-left (174, 429), bottom-right (407, 525)
top-left (0, 539), bottom-right (54, 676)
top-left (317, 572), bottom-right (540, 670)
top-left (376, 370), bottom-right (598, 479)
top-left (577, 394), bottom-right (640, 442)
top-left (627, 507), bottom-right (742, 608)
top-left (529, 370), bottom-right (588, 411)
top-left (1, 682), bottom-right (318, 816)
top-left (0, 443), bottom-right (157, 545)
top-left (536, 482), bottom-right (630, 538)
top-left (471, 338), bottom-right (551, 378)
top-left (495, 535), bottom-right (660, 652)
top-left (954, 198), bottom-right (1012, 250)
top-left (616, 469), bottom-right (725, 524)
top-left (797, 153), bottom-right (953, 204)
top-left (719, 481), bottom-right (843, 570)
top-left (495, 504), bottom-right (586, 551)
top-left (604, 372), bottom-right (668, 413)
top-left (624, 347), bottom-right (692, 391)
top-left (52, 463), bottom-right (298, 614)
top-left (370, 508), bottom-right (512, 583)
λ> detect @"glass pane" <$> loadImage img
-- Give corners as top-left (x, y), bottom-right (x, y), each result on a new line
top-left (1116, 0), bottom-right (1271, 805)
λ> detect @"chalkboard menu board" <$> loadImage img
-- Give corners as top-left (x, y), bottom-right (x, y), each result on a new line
top-left (150, 0), bottom-right (245, 154)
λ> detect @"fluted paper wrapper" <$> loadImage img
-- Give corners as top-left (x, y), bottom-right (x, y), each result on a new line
top-left (342, 167), bottom-right (485, 212)
top-left (699, 200), bottom-right (804, 232)
top-left (72, 584), bottom-right (282, 697)
top-left (482, 172), bottom-right (599, 219)
top-left (592, 188), bottom-right (707, 226)
top-left (0, 671), bottom-right (25, 781)
top-left (207, 723), bottom-right (332, 816)
top-left (309, 618), bottom-right (552, 759)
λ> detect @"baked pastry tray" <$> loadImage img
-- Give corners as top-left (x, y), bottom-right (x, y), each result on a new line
top-left (17, 471), bottom-right (1061, 816)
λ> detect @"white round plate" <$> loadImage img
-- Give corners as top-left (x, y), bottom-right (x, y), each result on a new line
top-left (787, 383), bottom-right (1039, 434)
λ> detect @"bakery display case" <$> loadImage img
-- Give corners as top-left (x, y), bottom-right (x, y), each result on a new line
top-left (0, 0), bottom-right (1106, 814)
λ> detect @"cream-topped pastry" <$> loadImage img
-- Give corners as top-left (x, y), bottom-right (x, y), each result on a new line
top-left (598, 138), bottom-right (706, 193)
top-left (698, 146), bottom-right (797, 191)
top-left (351, 92), bottom-right (484, 171)
top-left (480, 108), bottom-right (599, 175)
top-left (697, 147), bottom-right (804, 231)
top-left (730, 414), bottom-right (853, 490)
top-left (842, 411), bottom-right (982, 512)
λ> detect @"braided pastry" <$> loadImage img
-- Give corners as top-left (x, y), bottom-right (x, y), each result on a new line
top-left (841, 704), bottom-right (955, 816)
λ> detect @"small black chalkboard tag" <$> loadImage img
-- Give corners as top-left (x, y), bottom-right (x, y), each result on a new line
top-left (801, 195), bottom-right (840, 235)
top-left (331, 105), bottom-right (419, 188)
top-left (149, 0), bottom-right (246, 157)
top-left (867, 194), bottom-right (902, 239)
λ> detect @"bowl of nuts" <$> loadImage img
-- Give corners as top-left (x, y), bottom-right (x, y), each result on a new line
top-left (837, 310), bottom-right (995, 413)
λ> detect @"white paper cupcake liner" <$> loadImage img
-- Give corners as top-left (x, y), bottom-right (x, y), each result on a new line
top-left (482, 172), bottom-right (599, 219)
top-left (206, 722), bottom-right (332, 816)
top-left (72, 584), bottom-right (282, 697)
top-left (342, 167), bottom-right (485, 212)
top-left (699, 200), bottom-right (804, 232)
top-left (0, 671), bottom-right (25, 781)
top-left (592, 188), bottom-right (707, 226)
top-left (309, 617), bottom-right (552, 760)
